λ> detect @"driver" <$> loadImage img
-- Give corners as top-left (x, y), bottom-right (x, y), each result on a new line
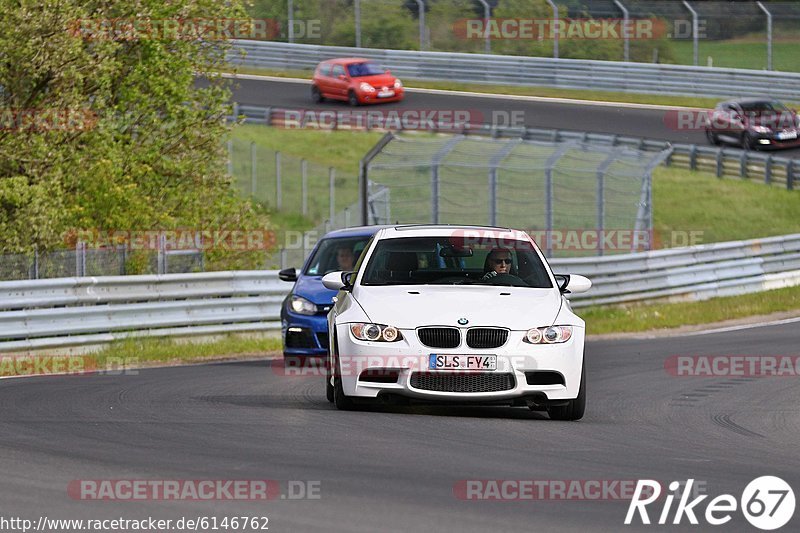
top-left (482, 249), bottom-right (512, 280)
top-left (336, 245), bottom-right (356, 271)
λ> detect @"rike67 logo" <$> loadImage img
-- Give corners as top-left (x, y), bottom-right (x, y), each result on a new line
top-left (625, 477), bottom-right (795, 530)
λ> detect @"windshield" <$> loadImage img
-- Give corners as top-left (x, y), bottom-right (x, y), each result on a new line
top-left (304, 236), bottom-right (371, 276)
top-left (739, 101), bottom-right (789, 113)
top-left (347, 62), bottom-right (385, 77)
top-left (361, 237), bottom-right (553, 288)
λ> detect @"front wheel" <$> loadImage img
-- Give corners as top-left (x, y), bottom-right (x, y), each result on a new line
top-left (348, 91), bottom-right (359, 107)
top-left (742, 132), bottom-right (757, 151)
top-left (705, 129), bottom-right (719, 146)
top-left (325, 358), bottom-right (334, 403)
top-left (331, 333), bottom-right (356, 410)
top-left (311, 85), bottom-right (324, 103)
top-left (547, 364), bottom-right (585, 421)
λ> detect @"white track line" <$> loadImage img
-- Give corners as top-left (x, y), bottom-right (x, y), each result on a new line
top-left (220, 72), bottom-right (706, 111)
top-left (680, 315), bottom-right (800, 337)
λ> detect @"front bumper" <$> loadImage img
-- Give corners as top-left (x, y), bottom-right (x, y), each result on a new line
top-left (332, 324), bottom-right (585, 402)
top-left (281, 312), bottom-right (329, 356)
top-left (356, 88), bottom-right (405, 104)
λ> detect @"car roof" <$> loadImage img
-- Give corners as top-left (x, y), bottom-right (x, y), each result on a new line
top-left (721, 97), bottom-right (779, 106)
top-left (374, 224), bottom-right (531, 241)
top-left (321, 58), bottom-right (372, 65)
top-left (321, 225), bottom-right (392, 239)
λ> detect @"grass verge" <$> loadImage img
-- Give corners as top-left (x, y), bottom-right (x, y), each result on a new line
top-left (582, 284), bottom-right (800, 335)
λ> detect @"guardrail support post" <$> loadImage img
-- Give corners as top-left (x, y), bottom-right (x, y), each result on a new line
top-left (757, 1), bottom-right (772, 71)
top-left (765, 155), bottom-right (772, 185)
top-left (740, 151), bottom-right (748, 179)
top-left (688, 144), bottom-right (697, 170)
top-left (788, 161), bottom-right (795, 190)
top-left (715, 148), bottom-right (723, 177)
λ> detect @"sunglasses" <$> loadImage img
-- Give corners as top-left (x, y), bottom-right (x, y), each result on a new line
top-left (491, 258), bottom-right (512, 264)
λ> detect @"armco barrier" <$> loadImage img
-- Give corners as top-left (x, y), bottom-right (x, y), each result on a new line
top-left (2, 234), bottom-right (799, 351)
top-left (230, 40), bottom-right (800, 101)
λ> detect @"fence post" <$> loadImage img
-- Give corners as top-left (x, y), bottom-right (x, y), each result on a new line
top-left (546, 0), bottom-right (559, 59)
top-left (280, 248), bottom-right (287, 270)
top-left (614, 0), bottom-right (630, 62)
top-left (301, 159), bottom-right (308, 216)
top-left (416, 0), bottom-right (426, 50)
top-left (344, 207), bottom-right (351, 228)
top-left (287, 0), bottom-right (295, 43)
top-left (329, 167), bottom-right (335, 227)
top-left (276, 151), bottom-right (282, 210)
top-left (683, 1), bottom-right (699, 66)
top-left (250, 141), bottom-right (257, 196)
top-left (757, 2), bottom-right (772, 71)
top-left (787, 161), bottom-right (795, 190)
top-left (227, 139), bottom-right (233, 176)
top-left (354, 0), bottom-right (361, 47)
top-left (32, 247), bottom-right (39, 280)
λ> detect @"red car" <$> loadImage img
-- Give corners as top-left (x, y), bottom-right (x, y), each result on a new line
top-left (311, 58), bottom-right (404, 106)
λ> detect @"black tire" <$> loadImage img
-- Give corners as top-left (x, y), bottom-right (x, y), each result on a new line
top-left (548, 364), bottom-right (585, 421)
top-left (705, 129), bottom-right (719, 146)
top-left (325, 357), bottom-right (334, 403)
top-left (332, 334), bottom-right (356, 410)
top-left (311, 85), bottom-right (324, 103)
top-left (742, 132), bottom-right (757, 151)
top-left (348, 91), bottom-right (359, 107)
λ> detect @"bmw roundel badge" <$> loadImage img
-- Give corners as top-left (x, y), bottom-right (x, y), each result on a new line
top-left (457, 318), bottom-right (468, 325)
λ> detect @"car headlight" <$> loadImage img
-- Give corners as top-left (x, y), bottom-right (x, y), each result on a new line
top-left (523, 326), bottom-right (573, 344)
top-left (289, 295), bottom-right (318, 315)
top-left (752, 125), bottom-right (771, 134)
top-left (359, 82), bottom-right (375, 93)
top-left (350, 323), bottom-right (403, 342)
top-left (394, 79), bottom-right (403, 89)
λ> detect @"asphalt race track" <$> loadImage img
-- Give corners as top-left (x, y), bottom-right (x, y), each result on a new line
top-left (1, 321), bottom-right (798, 531)
top-left (229, 76), bottom-right (800, 159)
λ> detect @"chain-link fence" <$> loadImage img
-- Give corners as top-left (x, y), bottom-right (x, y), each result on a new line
top-left (362, 132), bottom-right (671, 256)
top-left (250, 0), bottom-right (800, 70)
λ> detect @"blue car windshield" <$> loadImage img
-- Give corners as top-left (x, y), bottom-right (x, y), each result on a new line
top-left (347, 62), bottom-right (385, 77)
top-left (304, 237), bottom-right (371, 276)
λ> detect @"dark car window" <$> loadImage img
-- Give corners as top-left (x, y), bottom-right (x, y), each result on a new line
top-left (740, 101), bottom-right (788, 113)
top-left (347, 62), bottom-right (385, 78)
top-left (361, 237), bottom-right (552, 288)
top-left (331, 65), bottom-right (345, 78)
top-left (304, 237), bottom-right (371, 276)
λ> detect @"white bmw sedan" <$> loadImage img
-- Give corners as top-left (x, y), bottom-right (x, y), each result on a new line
top-left (322, 225), bottom-right (592, 420)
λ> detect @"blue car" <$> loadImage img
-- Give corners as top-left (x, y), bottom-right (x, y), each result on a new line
top-left (279, 226), bottom-right (384, 357)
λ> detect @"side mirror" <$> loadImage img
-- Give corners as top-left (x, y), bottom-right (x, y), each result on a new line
top-left (278, 267), bottom-right (297, 282)
top-left (338, 74), bottom-right (347, 81)
top-left (554, 274), bottom-right (592, 294)
top-left (322, 271), bottom-right (354, 291)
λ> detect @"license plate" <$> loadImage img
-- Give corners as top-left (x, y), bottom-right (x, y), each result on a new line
top-left (428, 354), bottom-right (497, 371)
top-left (377, 90), bottom-right (395, 98)
top-left (777, 131), bottom-right (797, 140)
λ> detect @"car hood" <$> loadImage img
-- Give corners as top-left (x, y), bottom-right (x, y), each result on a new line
top-left (355, 74), bottom-right (396, 88)
top-left (352, 286), bottom-right (562, 330)
top-left (294, 275), bottom-right (337, 306)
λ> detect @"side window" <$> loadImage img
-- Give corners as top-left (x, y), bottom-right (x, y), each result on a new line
top-left (332, 65), bottom-right (345, 78)
top-left (320, 63), bottom-right (332, 77)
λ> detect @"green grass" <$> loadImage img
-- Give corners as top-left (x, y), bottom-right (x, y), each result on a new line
top-left (672, 39), bottom-right (800, 72)
top-left (583, 284), bottom-right (800, 335)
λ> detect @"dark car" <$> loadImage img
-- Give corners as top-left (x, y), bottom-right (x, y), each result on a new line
top-left (311, 58), bottom-right (404, 106)
top-left (278, 226), bottom-right (385, 358)
top-left (705, 98), bottom-right (800, 150)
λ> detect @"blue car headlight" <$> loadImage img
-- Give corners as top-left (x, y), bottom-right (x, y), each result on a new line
top-left (289, 295), bottom-right (318, 315)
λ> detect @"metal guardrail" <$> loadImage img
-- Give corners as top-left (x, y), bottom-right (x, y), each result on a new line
top-left (238, 104), bottom-right (799, 190)
top-left (2, 234), bottom-right (799, 351)
top-left (230, 40), bottom-right (800, 101)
